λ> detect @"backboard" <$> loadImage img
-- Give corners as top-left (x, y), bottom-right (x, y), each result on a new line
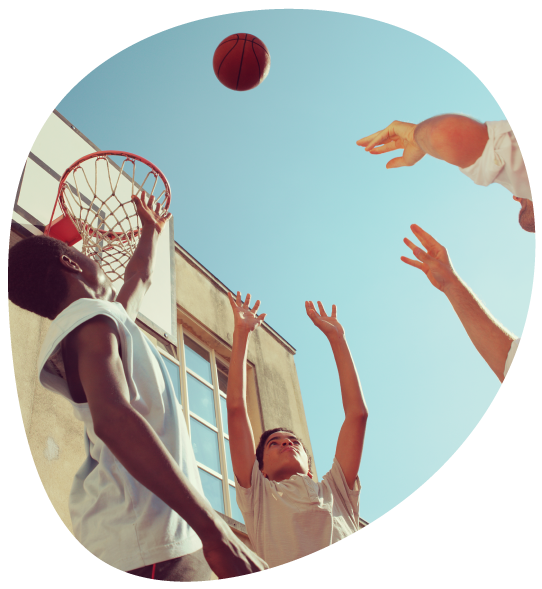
top-left (12, 110), bottom-right (177, 347)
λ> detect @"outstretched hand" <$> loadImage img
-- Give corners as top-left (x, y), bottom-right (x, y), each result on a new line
top-left (132, 190), bottom-right (172, 234)
top-left (305, 301), bottom-right (345, 340)
top-left (401, 224), bottom-right (457, 292)
top-left (228, 291), bottom-right (267, 333)
top-left (357, 120), bottom-right (425, 169)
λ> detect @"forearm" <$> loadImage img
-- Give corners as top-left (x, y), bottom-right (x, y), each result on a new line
top-left (328, 335), bottom-right (368, 420)
top-left (227, 327), bottom-right (251, 411)
top-left (414, 114), bottom-right (488, 168)
top-left (124, 224), bottom-right (160, 282)
top-left (443, 276), bottom-right (516, 382)
top-left (97, 405), bottom-right (221, 540)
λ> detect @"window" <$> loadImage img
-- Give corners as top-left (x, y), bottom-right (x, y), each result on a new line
top-left (158, 327), bottom-right (243, 524)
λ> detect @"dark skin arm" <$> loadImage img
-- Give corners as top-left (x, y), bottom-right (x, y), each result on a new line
top-left (64, 315), bottom-right (268, 578)
top-left (115, 191), bottom-right (171, 320)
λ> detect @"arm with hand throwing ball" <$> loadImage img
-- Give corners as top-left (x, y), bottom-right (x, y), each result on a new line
top-left (305, 301), bottom-right (368, 489)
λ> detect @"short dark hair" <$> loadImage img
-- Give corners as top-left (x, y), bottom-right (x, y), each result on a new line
top-left (8, 235), bottom-right (72, 320)
top-left (255, 427), bottom-right (312, 471)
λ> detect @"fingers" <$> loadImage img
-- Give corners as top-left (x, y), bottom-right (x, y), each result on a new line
top-left (402, 234), bottom-right (431, 262)
top-left (400, 256), bottom-right (424, 271)
top-left (305, 300), bottom-right (317, 317)
top-left (235, 291), bottom-right (241, 306)
top-left (227, 290), bottom-right (237, 309)
top-left (331, 304), bottom-right (337, 318)
top-left (410, 224), bottom-right (443, 251)
top-left (386, 156), bottom-right (408, 169)
top-left (251, 300), bottom-right (261, 314)
top-left (243, 293), bottom-right (251, 308)
top-left (257, 313), bottom-right (267, 324)
top-left (317, 301), bottom-right (328, 317)
top-left (367, 140), bottom-right (400, 155)
top-left (356, 127), bottom-right (392, 150)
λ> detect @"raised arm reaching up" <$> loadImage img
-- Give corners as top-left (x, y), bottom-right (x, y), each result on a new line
top-left (226, 291), bottom-right (267, 488)
top-left (305, 301), bottom-right (368, 489)
top-left (401, 224), bottom-right (517, 381)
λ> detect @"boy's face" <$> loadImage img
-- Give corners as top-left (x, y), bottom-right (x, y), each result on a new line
top-left (261, 431), bottom-right (310, 482)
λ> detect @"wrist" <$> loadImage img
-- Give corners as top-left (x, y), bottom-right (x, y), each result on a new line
top-left (197, 511), bottom-right (231, 547)
top-left (233, 324), bottom-right (252, 340)
top-left (441, 272), bottom-right (462, 297)
top-left (328, 332), bottom-right (347, 347)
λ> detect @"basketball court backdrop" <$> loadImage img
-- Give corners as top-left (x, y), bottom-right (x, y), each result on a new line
top-left (12, 110), bottom-right (177, 347)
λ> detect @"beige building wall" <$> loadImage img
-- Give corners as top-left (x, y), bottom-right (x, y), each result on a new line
top-left (8, 230), bottom-right (316, 552)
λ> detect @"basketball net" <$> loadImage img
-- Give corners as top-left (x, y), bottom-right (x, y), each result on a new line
top-left (47, 151), bottom-right (171, 283)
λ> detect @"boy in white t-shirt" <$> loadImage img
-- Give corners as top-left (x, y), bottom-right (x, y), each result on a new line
top-left (8, 193), bottom-right (267, 580)
top-left (225, 291), bottom-right (369, 568)
top-left (356, 115), bottom-right (534, 380)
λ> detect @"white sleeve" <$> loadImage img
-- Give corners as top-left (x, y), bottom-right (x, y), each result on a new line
top-left (459, 121), bottom-right (532, 201)
top-left (503, 338), bottom-right (521, 378)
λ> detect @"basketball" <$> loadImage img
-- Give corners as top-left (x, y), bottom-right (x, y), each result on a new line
top-left (213, 33), bottom-right (271, 91)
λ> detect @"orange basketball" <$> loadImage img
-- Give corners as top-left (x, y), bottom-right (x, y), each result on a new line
top-left (213, 33), bottom-right (271, 91)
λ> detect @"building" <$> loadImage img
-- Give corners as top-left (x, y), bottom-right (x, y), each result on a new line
top-left (9, 111), bottom-right (367, 575)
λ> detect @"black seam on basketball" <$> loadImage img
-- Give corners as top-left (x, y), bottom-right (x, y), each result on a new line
top-left (217, 37), bottom-right (240, 78)
top-left (217, 34), bottom-right (240, 48)
top-left (217, 36), bottom-right (268, 54)
top-left (236, 34), bottom-right (248, 90)
top-left (251, 41), bottom-right (261, 80)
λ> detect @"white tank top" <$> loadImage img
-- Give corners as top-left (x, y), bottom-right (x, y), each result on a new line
top-left (38, 298), bottom-right (202, 571)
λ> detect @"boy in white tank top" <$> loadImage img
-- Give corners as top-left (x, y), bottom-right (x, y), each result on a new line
top-left (8, 193), bottom-right (267, 580)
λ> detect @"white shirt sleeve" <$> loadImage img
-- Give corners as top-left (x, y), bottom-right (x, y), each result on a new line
top-left (503, 338), bottom-right (520, 378)
top-left (459, 121), bottom-right (532, 201)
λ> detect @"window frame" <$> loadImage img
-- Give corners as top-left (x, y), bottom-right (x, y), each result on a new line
top-left (158, 324), bottom-right (237, 521)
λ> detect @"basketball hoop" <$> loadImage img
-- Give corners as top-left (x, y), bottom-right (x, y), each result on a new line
top-left (45, 151), bottom-right (172, 282)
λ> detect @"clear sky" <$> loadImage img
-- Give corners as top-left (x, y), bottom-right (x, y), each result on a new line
top-left (55, 9), bottom-right (534, 523)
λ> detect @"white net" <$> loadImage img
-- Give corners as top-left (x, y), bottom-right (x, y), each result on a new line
top-left (58, 152), bottom-right (170, 282)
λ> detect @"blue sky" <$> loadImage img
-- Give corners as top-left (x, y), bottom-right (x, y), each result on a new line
top-left (55, 9), bottom-right (534, 522)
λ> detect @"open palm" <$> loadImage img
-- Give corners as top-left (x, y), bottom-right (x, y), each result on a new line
top-left (305, 301), bottom-right (345, 339)
top-left (228, 291), bottom-right (266, 332)
top-left (401, 224), bottom-right (456, 291)
top-left (133, 190), bottom-right (172, 234)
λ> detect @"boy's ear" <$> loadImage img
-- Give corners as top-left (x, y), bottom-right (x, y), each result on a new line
top-left (60, 254), bottom-right (82, 273)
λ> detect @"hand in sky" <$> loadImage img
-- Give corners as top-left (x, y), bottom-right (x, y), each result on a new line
top-left (305, 301), bottom-right (345, 341)
top-left (132, 190), bottom-right (172, 234)
top-left (401, 224), bottom-right (457, 292)
top-left (228, 291), bottom-right (267, 333)
top-left (356, 120), bottom-right (425, 168)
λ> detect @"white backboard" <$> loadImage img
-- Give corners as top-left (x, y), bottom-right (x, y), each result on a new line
top-left (12, 110), bottom-right (177, 346)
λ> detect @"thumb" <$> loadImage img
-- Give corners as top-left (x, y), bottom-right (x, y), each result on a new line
top-left (386, 157), bottom-right (407, 169)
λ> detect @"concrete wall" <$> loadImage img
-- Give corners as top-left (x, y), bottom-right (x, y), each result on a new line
top-left (175, 244), bottom-right (316, 478)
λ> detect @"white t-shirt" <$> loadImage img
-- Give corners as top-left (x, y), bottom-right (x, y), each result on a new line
top-left (38, 298), bottom-right (203, 572)
top-left (459, 120), bottom-right (528, 379)
top-left (235, 458), bottom-right (361, 568)
top-left (459, 120), bottom-right (532, 201)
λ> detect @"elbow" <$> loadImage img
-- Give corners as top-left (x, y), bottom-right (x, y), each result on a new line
top-left (347, 410), bottom-right (368, 427)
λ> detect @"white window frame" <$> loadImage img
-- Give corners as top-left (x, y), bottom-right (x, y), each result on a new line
top-left (158, 324), bottom-right (236, 520)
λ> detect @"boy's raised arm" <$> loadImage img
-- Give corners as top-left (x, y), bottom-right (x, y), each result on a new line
top-left (226, 292), bottom-right (266, 489)
top-left (306, 301), bottom-right (368, 489)
top-left (116, 191), bottom-right (172, 320)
